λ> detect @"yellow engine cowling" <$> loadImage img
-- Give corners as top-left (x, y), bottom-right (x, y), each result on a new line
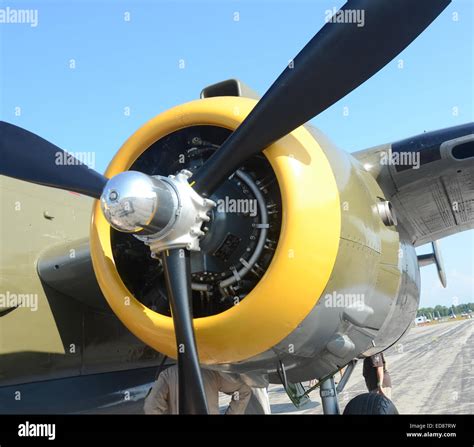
top-left (90, 96), bottom-right (341, 364)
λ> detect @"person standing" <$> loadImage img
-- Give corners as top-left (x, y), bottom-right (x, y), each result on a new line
top-left (144, 365), bottom-right (252, 414)
top-left (362, 352), bottom-right (392, 399)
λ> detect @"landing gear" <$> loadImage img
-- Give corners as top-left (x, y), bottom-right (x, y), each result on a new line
top-left (343, 393), bottom-right (399, 415)
top-left (284, 359), bottom-right (399, 415)
top-left (319, 377), bottom-right (340, 414)
top-left (317, 360), bottom-right (399, 415)
top-left (317, 359), bottom-right (358, 415)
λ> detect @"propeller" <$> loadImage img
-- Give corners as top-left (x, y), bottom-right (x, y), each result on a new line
top-left (0, 0), bottom-right (450, 414)
top-left (162, 249), bottom-right (209, 414)
top-left (192, 0), bottom-right (450, 196)
top-left (0, 122), bottom-right (107, 199)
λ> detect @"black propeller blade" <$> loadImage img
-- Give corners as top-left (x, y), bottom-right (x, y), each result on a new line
top-left (192, 0), bottom-right (450, 196)
top-left (0, 121), bottom-right (107, 199)
top-left (161, 249), bottom-right (209, 414)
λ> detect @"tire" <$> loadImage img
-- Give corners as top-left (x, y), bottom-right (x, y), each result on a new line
top-left (343, 392), bottom-right (399, 415)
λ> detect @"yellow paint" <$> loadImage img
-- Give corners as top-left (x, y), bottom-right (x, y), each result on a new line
top-left (90, 96), bottom-right (341, 364)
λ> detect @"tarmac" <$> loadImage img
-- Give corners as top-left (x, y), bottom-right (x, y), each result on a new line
top-left (255, 319), bottom-right (473, 414)
top-left (93, 318), bottom-right (473, 414)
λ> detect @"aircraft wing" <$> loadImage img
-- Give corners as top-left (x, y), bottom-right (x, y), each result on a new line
top-left (353, 123), bottom-right (474, 246)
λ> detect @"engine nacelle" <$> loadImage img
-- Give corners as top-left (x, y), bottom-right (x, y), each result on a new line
top-left (90, 96), bottom-right (419, 382)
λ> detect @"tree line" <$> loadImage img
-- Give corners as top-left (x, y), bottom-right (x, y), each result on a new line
top-left (417, 302), bottom-right (473, 318)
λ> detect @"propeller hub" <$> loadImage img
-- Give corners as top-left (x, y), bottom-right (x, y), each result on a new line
top-left (136, 170), bottom-right (216, 254)
top-left (101, 169), bottom-right (216, 253)
top-left (100, 171), bottom-right (177, 234)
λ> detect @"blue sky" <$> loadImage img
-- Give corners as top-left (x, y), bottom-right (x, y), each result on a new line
top-left (1, 0), bottom-right (473, 307)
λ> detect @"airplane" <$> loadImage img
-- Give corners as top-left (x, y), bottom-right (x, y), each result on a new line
top-left (1, 0), bottom-right (473, 415)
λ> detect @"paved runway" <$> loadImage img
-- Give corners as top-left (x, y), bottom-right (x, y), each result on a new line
top-left (263, 319), bottom-right (473, 414)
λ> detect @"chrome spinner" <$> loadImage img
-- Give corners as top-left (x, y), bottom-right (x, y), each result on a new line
top-left (100, 169), bottom-right (215, 254)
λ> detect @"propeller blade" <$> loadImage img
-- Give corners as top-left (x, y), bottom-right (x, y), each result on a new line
top-left (161, 248), bottom-right (209, 414)
top-left (0, 121), bottom-right (107, 199)
top-left (192, 0), bottom-right (450, 196)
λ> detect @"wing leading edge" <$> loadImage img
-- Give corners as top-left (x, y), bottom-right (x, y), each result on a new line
top-left (353, 123), bottom-right (474, 246)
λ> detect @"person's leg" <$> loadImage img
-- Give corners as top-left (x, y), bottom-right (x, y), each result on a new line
top-left (255, 387), bottom-right (271, 414)
top-left (244, 387), bottom-right (271, 414)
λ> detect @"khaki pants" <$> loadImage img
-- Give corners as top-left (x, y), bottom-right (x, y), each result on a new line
top-left (245, 387), bottom-right (271, 414)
